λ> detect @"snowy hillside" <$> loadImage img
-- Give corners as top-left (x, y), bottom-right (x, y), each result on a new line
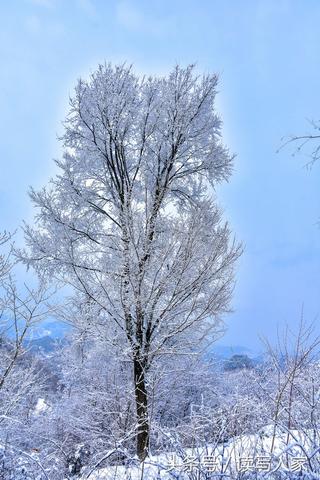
top-left (81, 427), bottom-right (319, 479)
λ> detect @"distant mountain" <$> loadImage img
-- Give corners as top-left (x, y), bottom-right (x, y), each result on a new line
top-left (211, 344), bottom-right (257, 359)
top-left (27, 326), bottom-right (263, 363)
top-left (33, 320), bottom-right (70, 339)
top-left (27, 335), bottom-right (65, 353)
top-left (206, 344), bottom-right (265, 370)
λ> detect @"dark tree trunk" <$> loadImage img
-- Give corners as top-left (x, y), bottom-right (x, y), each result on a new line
top-left (133, 357), bottom-right (149, 461)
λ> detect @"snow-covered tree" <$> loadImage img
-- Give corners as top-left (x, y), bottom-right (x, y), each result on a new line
top-left (0, 232), bottom-right (54, 478)
top-left (20, 63), bottom-right (241, 460)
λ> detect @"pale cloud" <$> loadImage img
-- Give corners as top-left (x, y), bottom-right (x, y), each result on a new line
top-left (24, 13), bottom-right (65, 37)
top-left (28, 0), bottom-right (54, 8)
top-left (25, 14), bottom-right (42, 34)
top-left (76, 0), bottom-right (97, 17)
top-left (116, 1), bottom-right (171, 36)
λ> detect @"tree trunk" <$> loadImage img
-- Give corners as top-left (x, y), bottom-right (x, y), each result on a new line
top-left (133, 357), bottom-right (149, 461)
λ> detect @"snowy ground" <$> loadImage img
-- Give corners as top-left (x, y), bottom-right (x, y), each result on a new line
top-left (80, 426), bottom-right (320, 479)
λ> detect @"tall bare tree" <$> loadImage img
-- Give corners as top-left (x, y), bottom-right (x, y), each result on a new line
top-left (20, 63), bottom-right (241, 460)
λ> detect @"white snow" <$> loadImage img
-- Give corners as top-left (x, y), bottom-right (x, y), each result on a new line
top-left (81, 426), bottom-right (317, 479)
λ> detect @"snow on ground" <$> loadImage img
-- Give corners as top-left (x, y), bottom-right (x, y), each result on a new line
top-left (80, 426), bottom-right (320, 479)
top-left (34, 398), bottom-right (48, 415)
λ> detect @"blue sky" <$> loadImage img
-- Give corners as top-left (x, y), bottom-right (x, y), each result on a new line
top-left (1, 0), bottom-right (320, 349)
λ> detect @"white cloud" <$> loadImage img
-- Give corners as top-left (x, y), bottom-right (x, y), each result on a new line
top-left (116, 1), bottom-right (143, 30)
top-left (28, 0), bottom-right (54, 8)
top-left (24, 12), bottom-right (65, 37)
top-left (25, 14), bottom-right (42, 34)
top-left (76, 0), bottom-right (97, 17)
top-left (116, 1), bottom-right (171, 36)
